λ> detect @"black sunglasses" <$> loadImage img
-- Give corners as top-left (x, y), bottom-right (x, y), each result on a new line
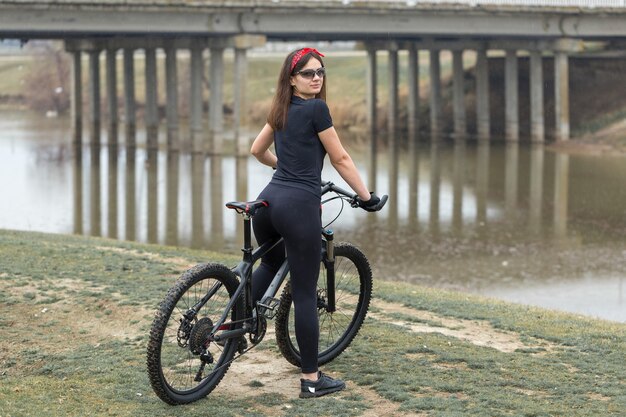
top-left (295, 67), bottom-right (326, 79)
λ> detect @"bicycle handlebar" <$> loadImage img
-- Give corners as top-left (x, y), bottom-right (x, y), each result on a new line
top-left (321, 180), bottom-right (388, 212)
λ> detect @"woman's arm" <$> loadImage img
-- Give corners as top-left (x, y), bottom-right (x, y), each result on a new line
top-left (318, 126), bottom-right (371, 201)
top-left (250, 123), bottom-right (277, 168)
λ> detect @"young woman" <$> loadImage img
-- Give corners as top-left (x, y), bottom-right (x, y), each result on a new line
top-left (250, 47), bottom-right (382, 399)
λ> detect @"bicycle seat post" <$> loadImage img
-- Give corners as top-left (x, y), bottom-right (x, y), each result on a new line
top-left (242, 213), bottom-right (253, 263)
top-left (225, 199), bottom-right (268, 264)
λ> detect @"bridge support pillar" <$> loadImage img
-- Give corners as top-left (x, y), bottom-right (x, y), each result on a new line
top-left (209, 46), bottom-right (225, 154)
top-left (505, 49), bottom-right (519, 142)
top-left (452, 49), bottom-right (466, 141)
top-left (233, 47), bottom-right (248, 155)
top-left (365, 45), bottom-right (378, 191)
top-left (232, 35), bottom-right (265, 156)
top-left (189, 42), bottom-right (204, 153)
top-left (475, 47), bottom-right (490, 141)
top-left (365, 46), bottom-right (378, 136)
top-left (123, 48), bottom-right (136, 147)
top-left (554, 51), bottom-right (570, 141)
top-left (144, 47), bottom-right (159, 149)
top-left (165, 45), bottom-right (180, 150)
top-left (88, 50), bottom-right (101, 145)
top-left (106, 48), bottom-right (118, 145)
top-left (387, 44), bottom-right (399, 140)
top-left (70, 51), bottom-right (82, 144)
top-left (407, 45), bottom-right (420, 140)
top-left (529, 49), bottom-right (545, 143)
top-left (429, 49), bottom-right (442, 140)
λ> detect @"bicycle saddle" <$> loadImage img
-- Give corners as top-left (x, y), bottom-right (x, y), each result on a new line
top-left (225, 199), bottom-right (269, 216)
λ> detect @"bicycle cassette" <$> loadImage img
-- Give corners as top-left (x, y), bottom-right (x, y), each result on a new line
top-left (189, 317), bottom-right (213, 355)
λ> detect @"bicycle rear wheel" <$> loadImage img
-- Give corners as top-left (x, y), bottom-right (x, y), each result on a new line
top-left (274, 242), bottom-right (372, 367)
top-left (146, 263), bottom-right (243, 405)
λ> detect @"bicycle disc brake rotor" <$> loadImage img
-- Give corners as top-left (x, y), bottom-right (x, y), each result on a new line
top-left (316, 288), bottom-right (328, 310)
top-left (189, 317), bottom-right (214, 355)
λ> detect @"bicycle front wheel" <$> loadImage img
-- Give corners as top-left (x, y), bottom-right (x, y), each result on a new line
top-left (274, 242), bottom-right (372, 367)
top-left (146, 263), bottom-right (243, 405)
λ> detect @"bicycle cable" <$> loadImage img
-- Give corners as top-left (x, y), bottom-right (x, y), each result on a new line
top-left (322, 193), bottom-right (350, 229)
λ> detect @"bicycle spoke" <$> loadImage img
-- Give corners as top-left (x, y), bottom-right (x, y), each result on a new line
top-left (147, 264), bottom-right (243, 404)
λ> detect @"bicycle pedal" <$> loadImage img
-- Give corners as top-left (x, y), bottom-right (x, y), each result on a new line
top-left (257, 297), bottom-right (280, 319)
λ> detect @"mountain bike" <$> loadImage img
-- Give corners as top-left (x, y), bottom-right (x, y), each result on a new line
top-left (146, 181), bottom-right (388, 405)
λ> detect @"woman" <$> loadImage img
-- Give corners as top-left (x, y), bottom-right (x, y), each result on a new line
top-left (250, 47), bottom-right (381, 399)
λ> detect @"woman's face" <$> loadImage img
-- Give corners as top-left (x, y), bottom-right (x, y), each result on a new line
top-left (290, 57), bottom-right (324, 100)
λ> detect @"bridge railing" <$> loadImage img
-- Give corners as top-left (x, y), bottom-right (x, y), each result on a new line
top-left (5, 0), bottom-right (626, 9)
top-left (280, 0), bottom-right (626, 8)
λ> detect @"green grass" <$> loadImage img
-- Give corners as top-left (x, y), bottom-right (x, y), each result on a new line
top-left (0, 228), bottom-right (625, 416)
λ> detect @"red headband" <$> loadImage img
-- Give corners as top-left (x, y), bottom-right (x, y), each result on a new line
top-left (290, 48), bottom-right (325, 72)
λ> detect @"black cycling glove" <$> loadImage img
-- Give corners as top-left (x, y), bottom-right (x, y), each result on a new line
top-left (357, 192), bottom-right (381, 212)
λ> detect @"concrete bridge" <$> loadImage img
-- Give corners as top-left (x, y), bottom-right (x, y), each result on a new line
top-left (1, 0), bottom-right (626, 152)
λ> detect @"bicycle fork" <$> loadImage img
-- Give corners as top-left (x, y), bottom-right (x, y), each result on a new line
top-left (322, 229), bottom-right (336, 313)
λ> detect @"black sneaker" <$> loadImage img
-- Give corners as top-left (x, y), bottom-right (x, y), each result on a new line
top-left (299, 372), bottom-right (346, 399)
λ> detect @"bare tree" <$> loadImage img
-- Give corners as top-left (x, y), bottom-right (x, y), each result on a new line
top-left (22, 41), bottom-right (70, 114)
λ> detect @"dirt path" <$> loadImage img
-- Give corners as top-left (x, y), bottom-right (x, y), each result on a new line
top-left (369, 299), bottom-right (557, 354)
top-left (207, 297), bottom-right (557, 416)
top-left (214, 328), bottom-right (412, 417)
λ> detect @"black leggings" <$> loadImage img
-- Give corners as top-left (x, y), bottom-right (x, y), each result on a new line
top-left (251, 183), bottom-right (321, 374)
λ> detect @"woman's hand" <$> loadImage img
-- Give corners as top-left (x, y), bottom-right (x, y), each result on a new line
top-left (356, 192), bottom-right (382, 212)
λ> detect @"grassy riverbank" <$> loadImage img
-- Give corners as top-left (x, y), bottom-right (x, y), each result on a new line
top-left (1, 229), bottom-right (625, 416)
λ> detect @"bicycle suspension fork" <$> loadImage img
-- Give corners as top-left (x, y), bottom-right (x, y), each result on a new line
top-left (322, 229), bottom-right (336, 313)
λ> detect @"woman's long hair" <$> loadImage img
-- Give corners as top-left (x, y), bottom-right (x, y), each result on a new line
top-left (267, 49), bottom-right (327, 131)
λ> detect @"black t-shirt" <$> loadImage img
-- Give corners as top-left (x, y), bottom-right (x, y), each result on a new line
top-left (270, 96), bottom-right (333, 198)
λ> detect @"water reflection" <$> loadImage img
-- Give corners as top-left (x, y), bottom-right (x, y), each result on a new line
top-left (554, 152), bottom-right (569, 239)
top-left (72, 144), bottom-right (83, 235)
top-left (504, 142), bottom-right (519, 217)
top-left (407, 131), bottom-right (419, 229)
top-left (529, 144), bottom-right (544, 234)
top-left (89, 145), bottom-right (101, 237)
top-left (107, 145), bottom-right (119, 239)
top-left (66, 141), bottom-right (621, 269)
top-left (2, 111), bottom-right (626, 321)
top-left (125, 147), bottom-right (137, 241)
top-left (475, 141), bottom-right (489, 227)
top-left (190, 153), bottom-right (204, 249)
top-left (429, 143), bottom-right (441, 236)
top-left (146, 149), bottom-right (158, 244)
top-left (452, 140), bottom-right (465, 232)
top-left (209, 155), bottom-right (225, 251)
top-left (165, 151), bottom-right (179, 246)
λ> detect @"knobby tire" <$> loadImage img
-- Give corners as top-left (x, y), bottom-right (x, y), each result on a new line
top-left (274, 242), bottom-right (372, 367)
top-left (146, 263), bottom-right (243, 405)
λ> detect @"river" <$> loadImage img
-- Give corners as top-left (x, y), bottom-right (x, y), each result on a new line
top-left (1, 109), bottom-right (625, 322)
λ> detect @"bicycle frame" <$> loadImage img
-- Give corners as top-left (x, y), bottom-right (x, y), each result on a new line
top-left (203, 181), bottom-right (357, 344)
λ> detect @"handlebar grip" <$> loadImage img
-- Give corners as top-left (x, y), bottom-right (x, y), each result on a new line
top-left (375, 195), bottom-right (388, 211)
